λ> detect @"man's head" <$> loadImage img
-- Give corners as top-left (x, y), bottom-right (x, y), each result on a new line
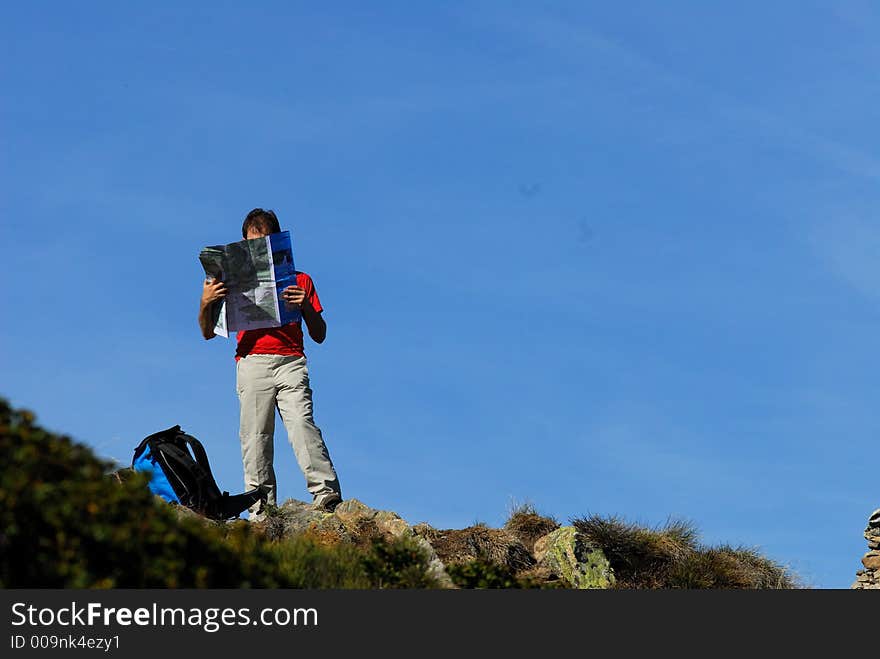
top-left (242, 208), bottom-right (281, 239)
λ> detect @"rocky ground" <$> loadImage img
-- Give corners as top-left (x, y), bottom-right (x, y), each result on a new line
top-left (248, 498), bottom-right (615, 589)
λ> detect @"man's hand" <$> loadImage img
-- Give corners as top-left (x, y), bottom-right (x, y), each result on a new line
top-left (202, 278), bottom-right (228, 305)
top-left (281, 285), bottom-right (307, 310)
top-left (199, 278), bottom-right (227, 340)
top-left (283, 284), bottom-right (326, 343)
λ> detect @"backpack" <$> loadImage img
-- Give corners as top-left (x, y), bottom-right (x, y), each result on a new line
top-left (132, 425), bottom-right (264, 520)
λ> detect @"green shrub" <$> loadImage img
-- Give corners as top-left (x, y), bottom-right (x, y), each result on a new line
top-left (360, 537), bottom-right (440, 588)
top-left (446, 557), bottom-right (523, 589)
top-left (0, 399), bottom-right (437, 588)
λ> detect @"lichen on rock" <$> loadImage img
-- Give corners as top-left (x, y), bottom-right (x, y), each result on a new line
top-left (533, 526), bottom-right (615, 589)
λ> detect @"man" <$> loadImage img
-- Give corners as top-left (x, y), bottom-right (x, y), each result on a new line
top-left (198, 208), bottom-right (342, 516)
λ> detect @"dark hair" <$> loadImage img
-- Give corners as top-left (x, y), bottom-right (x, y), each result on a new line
top-left (242, 208), bottom-right (281, 238)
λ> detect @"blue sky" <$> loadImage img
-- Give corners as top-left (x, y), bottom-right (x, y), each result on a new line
top-left (3, 2), bottom-right (878, 588)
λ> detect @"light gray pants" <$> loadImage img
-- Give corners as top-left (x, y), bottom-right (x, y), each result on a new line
top-left (236, 354), bottom-right (341, 513)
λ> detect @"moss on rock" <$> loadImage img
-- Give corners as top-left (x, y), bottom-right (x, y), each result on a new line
top-left (533, 526), bottom-right (615, 589)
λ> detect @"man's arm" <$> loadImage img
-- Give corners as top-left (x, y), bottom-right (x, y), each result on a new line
top-left (301, 301), bottom-right (327, 343)
top-left (282, 285), bottom-right (326, 343)
top-left (198, 279), bottom-right (227, 340)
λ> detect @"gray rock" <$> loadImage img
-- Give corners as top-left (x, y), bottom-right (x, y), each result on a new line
top-left (333, 499), bottom-right (411, 539)
top-left (259, 499), bottom-right (346, 542)
top-left (258, 498), bottom-right (454, 587)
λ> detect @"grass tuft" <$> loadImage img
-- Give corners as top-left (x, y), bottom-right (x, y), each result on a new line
top-left (504, 502), bottom-right (560, 552)
top-left (573, 514), bottom-right (797, 589)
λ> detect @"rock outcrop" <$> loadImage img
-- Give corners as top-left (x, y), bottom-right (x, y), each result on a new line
top-left (852, 509), bottom-right (880, 590)
top-left (252, 498), bottom-right (615, 589)
top-left (258, 498), bottom-right (453, 587)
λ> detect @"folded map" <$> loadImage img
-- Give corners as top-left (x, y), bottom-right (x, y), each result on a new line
top-left (198, 231), bottom-right (300, 337)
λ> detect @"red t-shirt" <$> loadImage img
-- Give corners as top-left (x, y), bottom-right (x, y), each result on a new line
top-left (235, 271), bottom-right (323, 360)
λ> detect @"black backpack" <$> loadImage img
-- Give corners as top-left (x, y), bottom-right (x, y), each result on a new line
top-left (132, 425), bottom-right (264, 520)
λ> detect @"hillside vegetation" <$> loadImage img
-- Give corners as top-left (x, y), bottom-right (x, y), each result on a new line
top-left (0, 399), bottom-right (797, 589)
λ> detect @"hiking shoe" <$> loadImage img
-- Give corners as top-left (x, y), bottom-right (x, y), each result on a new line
top-left (313, 495), bottom-right (342, 513)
